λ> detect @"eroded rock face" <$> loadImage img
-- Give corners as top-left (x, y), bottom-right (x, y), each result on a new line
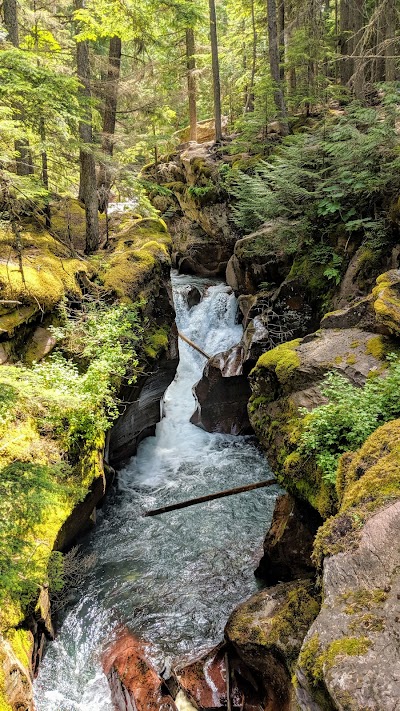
top-left (225, 580), bottom-right (320, 711)
top-left (255, 494), bottom-right (322, 585)
top-left (225, 224), bottom-right (293, 295)
top-left (103, 630), bottom-right (178, 711)
top-left (190, 346), bottom-right (253, 435)
top-left (296, 501), bottom-right (400, 711)
top-left (143, 145), bottom-right (238, 278)
top-left (109, 327), bottom-right (179, 466)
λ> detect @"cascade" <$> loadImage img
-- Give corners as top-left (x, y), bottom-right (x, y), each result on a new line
top-left (33, 274), bottom-right (278, 710)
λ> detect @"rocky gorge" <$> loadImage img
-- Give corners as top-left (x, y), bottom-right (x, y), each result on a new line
top-left (2, 138), bottom-right (400, 711)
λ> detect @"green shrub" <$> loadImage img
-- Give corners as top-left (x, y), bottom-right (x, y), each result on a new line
top-left (300, 355), bottom-right (400, 483)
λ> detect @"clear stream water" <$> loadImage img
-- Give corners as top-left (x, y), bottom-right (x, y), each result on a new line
top-left (33, 274), bottom-right (279, 710)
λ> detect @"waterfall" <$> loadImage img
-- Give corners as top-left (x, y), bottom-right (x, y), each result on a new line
top-left (33, 274), bottom-right (278, 710)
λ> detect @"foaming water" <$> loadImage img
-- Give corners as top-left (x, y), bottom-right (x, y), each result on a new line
top-left (33, 274), bottom-right (279, 710)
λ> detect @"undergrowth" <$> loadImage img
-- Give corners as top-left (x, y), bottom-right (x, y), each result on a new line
top-left (0, 301), bottom-right (143, 621)
top-left (300, 355), bottom-right (400, 483)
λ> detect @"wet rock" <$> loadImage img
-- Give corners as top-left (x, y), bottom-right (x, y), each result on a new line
top-left (109, 332), bottom-right (179, 466)
top-left (295, 501), bottom-right (400, 711)
top-left (191, 346), bottom-right (253, 435)
top-left (184, 285), bottom-right (202, 310)
top-left (174, 643), bottom-right (241, 710)
top-left (103, 630), bottom-right (178, 711)
top-left (225, 581), bottom-right (320, 711)
top-left (255, 494), bottom-right (322, 585)
top-left (178, 239), bottom-right (234, 279)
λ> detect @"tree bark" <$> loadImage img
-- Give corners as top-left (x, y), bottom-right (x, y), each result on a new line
top-left (384, 0), bottom-right (397, 81)
top-left (278, 0), bottom-right (285, 82)
top-left (4, 0), bottom-right (34, 176)
top-left (209, 0), bottom-right (222, 142)
top-left (75, 0), bottom-right (99, 254)
top-left (98, 35), bottom-right (122, 213)
top-left (267, 0), bottom-right (289, 134)
top-left (244, 0), bottom-right (257, 112)
top-left (186, 27), bottom-right (198, 141)
top-left (340, 0), bottom-right (365, 89)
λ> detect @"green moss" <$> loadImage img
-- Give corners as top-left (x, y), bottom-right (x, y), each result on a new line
top-left (255, 339), bottom-right (301, 385)
top-left (365, 336), bottom-right (386, 359)
top-left (100, 220), bottom-right (171, 299)
top-left (313, 419), bottom-right (400, 563)
top-left (298, 634), bottom-right (370, 689)
top-left (334, 355), bottom-right (343, 365)
top-left (265, 583), bottom-right (321, 669)
top-left (0, 225), bottom-right (85, 310)
top-left (6, 629), bottom-right (31, 669)
top-left (372, 272), bottom-right (400, 334)
top-left (346, 353), bottom-right (356, 365)
top-left (144, 326), bottom-right (169, 359)
top-left (324, 636), bottom-right (371, 669)
top-left (298, 634), bottom-right (324, 686)
top-left (341, 588), bottom-right (387, 616)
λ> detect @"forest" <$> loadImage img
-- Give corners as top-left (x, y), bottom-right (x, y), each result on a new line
top-left (1, 0), bottom-right (400, 710)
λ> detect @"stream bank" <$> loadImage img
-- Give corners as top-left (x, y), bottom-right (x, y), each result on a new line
top-left (0, 204), bottom-right (178, 711)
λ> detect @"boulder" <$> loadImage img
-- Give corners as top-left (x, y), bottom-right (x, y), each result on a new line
top-left (24, 326), bottom-right (57, 364)
top-left (103, 630), bottom-right (178, 711)
top-left (295, 500), bottom-right (400, 711)
top-left (225, 581), bottom-right (320, 710)
top-left (226, 223), bottom-right (293, 295)
top-left (248, 328), bottom-right (389, 516)
top-left (255, 494), bottom-right (322, 584)
top-left (320, 295), bottom-right (380, 332)
top-left (184, 285), bottom-right (202, 310)
top-left (191, 346), bottom-right (253, 435)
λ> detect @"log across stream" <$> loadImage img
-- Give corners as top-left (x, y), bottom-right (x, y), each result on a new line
top-left (33, 273), bottom-right (280, 710)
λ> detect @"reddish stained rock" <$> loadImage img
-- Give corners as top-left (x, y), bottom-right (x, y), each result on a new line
top-left (174, 643), bottom-right (242, 710)
top-left (103, 629), bottom-right (178, 711)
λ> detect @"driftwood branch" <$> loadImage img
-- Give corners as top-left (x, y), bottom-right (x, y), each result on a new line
top-left (178, 330), bottom-right (211, 359)
top-left (143, 479), bottom-right (277, 517)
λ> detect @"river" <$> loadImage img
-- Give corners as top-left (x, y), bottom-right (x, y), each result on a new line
top-left (33, 273), bottom-right (279, 710)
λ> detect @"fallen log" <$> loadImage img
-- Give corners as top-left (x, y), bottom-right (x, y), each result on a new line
top-left (143, 478), bottom-right (277, 517)
top-left (178, 330), bottom-right (211, 359)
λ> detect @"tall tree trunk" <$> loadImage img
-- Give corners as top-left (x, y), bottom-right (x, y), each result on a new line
top-left (267, 0), bottom-right (289, 134)
top-left (278, 0), bottom-right (285, 81)
top-left (385, 0), bottom-right (397, 81)
top-left (209, 0), bottom-right (222, 142)
top-left (186, 27), bottom-right (198, 141)
top-left (244, 0), bottom-right (257, 112)
top-left (75, 0), bottom-right (99, 254)
top-left (4, 0), bottom-right (34, 176)
top-left (98, 35), bottom-right (122, 213)
top-left (340, 0), bottom-right (365, 89)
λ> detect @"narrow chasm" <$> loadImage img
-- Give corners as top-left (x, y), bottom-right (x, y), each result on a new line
top-left (33, 273), bottom-right (280, 710)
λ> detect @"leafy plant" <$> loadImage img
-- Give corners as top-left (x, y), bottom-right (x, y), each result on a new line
top-left (300, 356), bottom-right (400, 483)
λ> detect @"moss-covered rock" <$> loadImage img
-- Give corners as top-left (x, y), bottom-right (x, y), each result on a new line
top-left (295, 500), bottom-right (400, 710)
top-left (372, 269), bottom-right (400, 335)
top-left (225, 580), bottom-right (320, 708)
top-left (249, 327), bottom-right (387, 517)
